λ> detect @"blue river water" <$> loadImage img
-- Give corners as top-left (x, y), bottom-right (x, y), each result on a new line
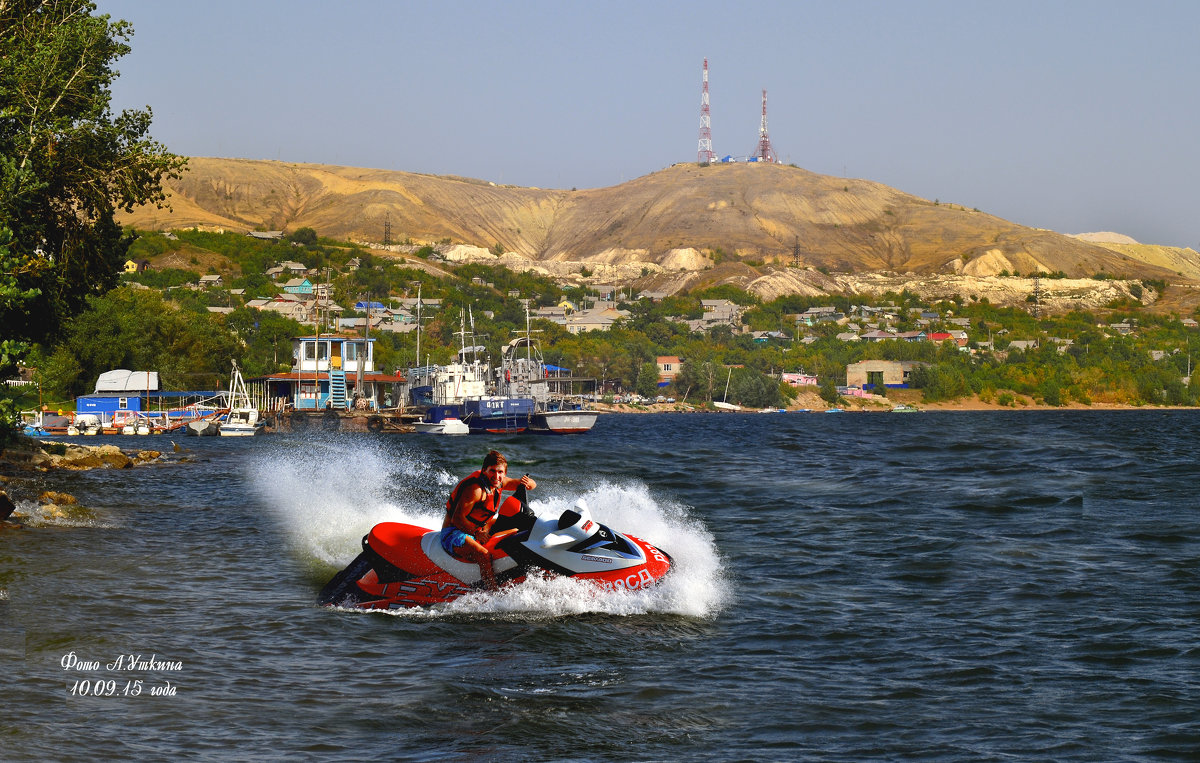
top-left (2, 410), bottom-right (1198, 761)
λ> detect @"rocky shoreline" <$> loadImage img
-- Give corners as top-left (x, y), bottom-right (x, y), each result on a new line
top-left (0, 439), bottom-right (165, 524)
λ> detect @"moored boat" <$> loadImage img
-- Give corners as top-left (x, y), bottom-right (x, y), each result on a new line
top-left (494, 309), bottom-right (597, 434)
top-left (462, 396), bottom-right (534, 434)
top-left (219, 361), bottom-right (265, 437)
top-left (413, 417), bottom-right (470, 435)
top-left (529, 408), bottom-right (599, 435)
top-left (186, 418), bottom-right (222, 436)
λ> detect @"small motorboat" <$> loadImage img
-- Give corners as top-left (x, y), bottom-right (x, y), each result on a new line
top-left (413, 417), bottom-right (469, 435)
top-left (318, 486), bottom-right (672, 609)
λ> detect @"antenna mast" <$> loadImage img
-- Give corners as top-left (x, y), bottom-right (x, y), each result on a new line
top-left (697, 58), bottom-right (715, 164)
top-left (752, 89), bottom-right (778, 163)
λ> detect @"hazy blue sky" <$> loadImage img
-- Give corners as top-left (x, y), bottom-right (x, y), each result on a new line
top-left (97, 0), bottom-right (1198, 248)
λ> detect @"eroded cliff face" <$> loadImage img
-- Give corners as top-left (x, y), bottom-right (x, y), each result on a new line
top-left (394, 242), bottom-right (1147, 310)
top-left (121, 157), bottom-right (1200, 311)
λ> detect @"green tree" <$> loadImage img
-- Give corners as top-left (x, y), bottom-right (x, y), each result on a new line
top-left (288, 227), bottom-right (317, 246)
top-left (38, 288), bottom-right (238, 398)
top-left (0, 1), bottom-right (185, 374)
top-left (635, 361), bottom-right (660, 398)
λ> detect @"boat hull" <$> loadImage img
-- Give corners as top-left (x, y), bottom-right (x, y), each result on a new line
top-left (463, 396), bottom-right (534, 434)
top-left (530, 410), bottom-right (598, 434)
top-left (414, 418), bottom-right (469, 435)
top-left (319, 517), bottom-right (672, 610)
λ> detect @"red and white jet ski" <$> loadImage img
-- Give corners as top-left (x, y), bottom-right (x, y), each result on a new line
top-left (318, 486), bottom-right (672, 609)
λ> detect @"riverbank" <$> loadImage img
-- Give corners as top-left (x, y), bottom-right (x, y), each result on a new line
top-left (592, 388), bottom-right (1198, 414)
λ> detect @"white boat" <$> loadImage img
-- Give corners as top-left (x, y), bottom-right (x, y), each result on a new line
top-left (713, 368), bottom-right (742, 411)
top-left (72, 414), bottom-right (102, 435)
top-left (219, 361), bottom-right (264, 437)
top-left (413, 416), bottom-right (469, 435)
top-left (186, 418), bottom-right (221, 436)
top-left (120, 416), bottom-right (153, 435)
top-left (529, 409), bottom-right (599, 434)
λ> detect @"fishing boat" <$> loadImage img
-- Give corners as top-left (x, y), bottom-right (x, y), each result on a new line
top-left (493, 309), bottom-right (594, 434)
top-left (462, 396), bottom-right (536, 434)
top-left (219, 361), bottom-right (264, 437)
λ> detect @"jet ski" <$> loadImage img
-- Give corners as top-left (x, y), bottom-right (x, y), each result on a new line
top-left (318, 486), bottom-right (672, 609)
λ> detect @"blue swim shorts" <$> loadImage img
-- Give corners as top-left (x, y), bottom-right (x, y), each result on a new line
top-left (440, 527), bottom-right (470, 556)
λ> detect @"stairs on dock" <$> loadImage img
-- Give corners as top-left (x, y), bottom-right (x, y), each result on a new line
top-left (328, 371), bottom-right (348, 410)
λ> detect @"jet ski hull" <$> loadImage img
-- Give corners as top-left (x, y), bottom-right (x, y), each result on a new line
top-left (319, 495), bottom-right (672, 609)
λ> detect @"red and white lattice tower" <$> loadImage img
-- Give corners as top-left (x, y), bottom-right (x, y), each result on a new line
top-left (752, 89), bottom-right (778, 163)
top-left (697, 58), bottom-right (715, 163)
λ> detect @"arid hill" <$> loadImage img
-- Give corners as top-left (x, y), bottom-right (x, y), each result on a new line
top-left (122, 157), bottom-right (1200, 310)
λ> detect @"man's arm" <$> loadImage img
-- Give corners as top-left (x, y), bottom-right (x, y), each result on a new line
top-left (502, 474), bottom-right (536, 491)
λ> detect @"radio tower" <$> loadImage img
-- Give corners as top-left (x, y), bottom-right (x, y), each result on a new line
top-left (752, 89), bottom-right (778, 163)
top-left (697, 58), bottom-right (715, 164)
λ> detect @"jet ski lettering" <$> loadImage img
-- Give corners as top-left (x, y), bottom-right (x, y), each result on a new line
top-left (600, 568), bottom-right (656, 592)
top-left (319, 487), bottom-right (672, 609)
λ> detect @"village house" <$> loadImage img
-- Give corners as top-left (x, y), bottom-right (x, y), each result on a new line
top-left (656, 356), bottom-right (681, 385)
top-left (533, 306), bottom-right (569, 322)
top-left (928, 331), bottom-right (969, 347)
top-left (782, 372), bottom-right (818, 387)
top-left (123, 258), bottom-right (151, 273)
top-left (701, 299), bottom-right (742, 324)
top-left (860, 329), bottom-right (897, 342)
top-left (846, 359), bottom-right (923, 389)
top-left (398, 297), bottom-right (441, 311)
top-left (752, 331), bottom-right (790, 343)
top-left (199, 274), bottom-right (223, 288)
top-left (563, 306), bottom-right (630, 334)
top-left (282, 278), bottom-right (313, 295)
top-left (796, 306), bottom-right (844, 326)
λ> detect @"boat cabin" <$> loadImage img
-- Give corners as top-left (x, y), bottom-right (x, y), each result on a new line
top-left (250, 335), bottom-right (405, 412)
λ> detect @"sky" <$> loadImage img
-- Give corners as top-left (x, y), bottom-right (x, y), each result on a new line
top-left (97, 0), bottom-right (1199, 249)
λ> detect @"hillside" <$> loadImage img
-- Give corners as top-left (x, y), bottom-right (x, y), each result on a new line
top-left (121, 158), bottom-right (1200, 310)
